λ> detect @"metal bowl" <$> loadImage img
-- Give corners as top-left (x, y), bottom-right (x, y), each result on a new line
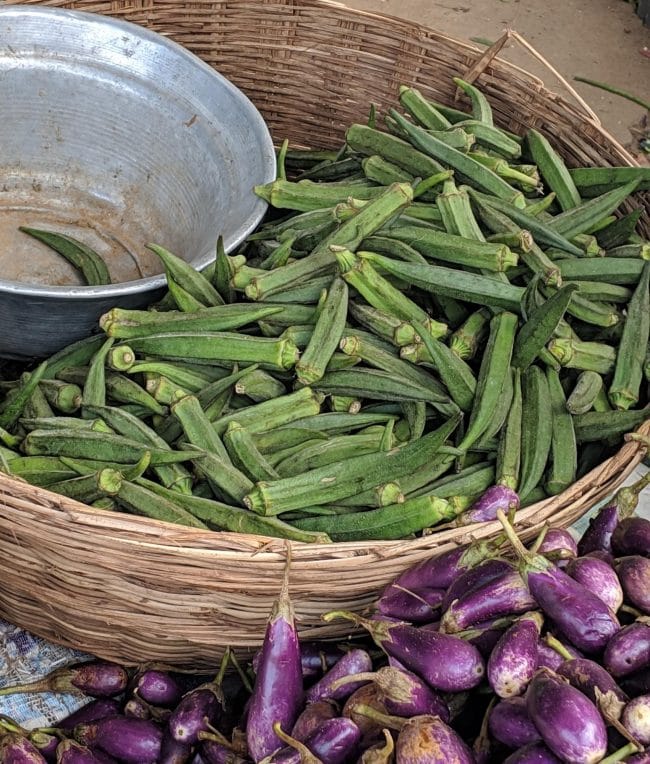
top-left (0, 6), bottom-right (275, 359)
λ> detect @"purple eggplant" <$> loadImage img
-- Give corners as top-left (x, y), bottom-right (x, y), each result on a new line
top-left (323, 611), bottom-right (485, 692)
top-left (298, 644), bottom-right (345, 679)
top-left (0, 661), bottom-right (128, 698)
top-left (291, 700), bottom-right (339, 742)
top-left (342, 684), bottom-right (388, 749)
top-left (357, 729), bottom-right (393, 763)
top-left (557, 658), bottom-right (628, 720)
top-left (0, 734), bottom-right (47, 764)
top-left (375, 585), bottom-right (444, 624)
top-left (604, 622), bottom-right (650, 677)
top-left (622, 695), bottom-right (650, 745)
top-left (159, 731), bottom-right (193, 764)
top-left (440, 569), bottom-right (537, 634)
top-left (263, 718), bottom-right (360, 764)
top-left (73, 717), bottom-right (162, 763)
top-left (395, 715), bottom-right (474, 764)
top-left (616, 556), bottom-right (650, 613)
top-left (124, 697), bottom-right (151, 720)
top-left (487, 613), bottom-right (542, 698)
top-left (305, 649), bottom-right (373, 703)
top-left (503, 741), bottom-right (562, 763)
top-left (441, 559), bottom-right (513, 613)
top-left (566, 554), bottom-right (624, 612)
top-left (526, 668), bottom-right (607, 764)
top-left (200, 740), bottom-right (248, 764)
top-left (535, 528), bottom-right (578, 560)
top-left (53, 740), bottom-right (112, 764)
top-left (585, 549), bottom-right (616, 565)
top-left (499, 513), bottom-right (620, 653)
top-left (489, 697), bottom-right (541, 749)
top-left (246, 565), bottom-right (303, 762)
top-left (458, 617), bottom-right (514, 658)
top-left (626, 751), bottom-right (650, 764)
top-left (613, 516), bottom-right (650, 557)
top-left (578, 472), bottom-right (650, 556)
top-left (134, 669), bottom-right (183, 708)
top-left (536, 640), bottom-right (565, 671)
top-left (455, 485), bottom-right (520, 525)
top-left (392, 537), bottom-right (503, 592)
top-left (57, 699), bottom-right (123, 731)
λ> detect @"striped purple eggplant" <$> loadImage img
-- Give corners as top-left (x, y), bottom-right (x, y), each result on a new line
top-left (342, 683), bottom-right (388, 749)
top-left (626, 751), bottom-right (650, 763)
top-left (134, 669), bottom-right (183, 708)
top-left (487, 613), bottom-right (542, 698)
top-left (612, 516), bottom-right (650, 557)
top-left (527, 668), bottom-right (607, 764)
top-left (441, 559), bottom-right (513, 612)
top-left (57, 699), bottom-right (123, 731)
top-left (616, 556), bottom-right (650, 613)
top-left (200, 740), bottom-right (249, 764)
top-left (73, 717), bottom-right (162, 763)
top-left (566, 554), bottom-right (624, 612)
top-left (503, 741), bottom-right (562, 763)
top-left (440, 569), bottom-right (536, 634)
top-left (578, 472), bottom-right (650, 556)
top-left (488, 697), bottom-right (541, 749)
top-left (253, 643), bottom-right (343, 680)
top-left (536, 640), bottom-right (565, 671)
top-left (52, 741), bottom-right (110, 764)
top-left (622, 695), bottom-right (650, 745)
top-left (305, 649), bottom-right (372, 703)
top-left (455, 485), bottom-right (520, 526)
top-left (0, 661), bottom-right (128, 698)
top-left (557, 658), bottom-right (628, 719)
top-left (535, 528), bottom-right (578, 562)
top-left (459, 617), bottom-right (514, 658)
top-left (159, 731), bottom-right (193, 764)
top-left (25, 732), bottom-right (57, 763)
top-left (376, 584), bottom-right (444, 623)
top-left (323, 611), bottom-right (485, 692)
top-left (168, 681), bottom-right (224, 745)
top-left (395, 715), bottom-right (474, 764)
top-left (604, 622), bottom-right (650, 677)
top-left (290, 700), bottom-right (339, 742)
top-left (246, 566), bottom-right (303, 762)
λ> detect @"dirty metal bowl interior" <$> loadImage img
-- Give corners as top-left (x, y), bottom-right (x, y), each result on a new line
top-left (0, 5), bottom-right (276, 360)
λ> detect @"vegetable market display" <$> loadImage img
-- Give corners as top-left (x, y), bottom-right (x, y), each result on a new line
top-left (0, 481), bottom-right (649, 762)
top-left (1, 78), bottom-right (649, 543)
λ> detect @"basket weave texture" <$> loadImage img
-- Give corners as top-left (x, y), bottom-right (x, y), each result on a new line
top-left (1, 0), bottom-right (649, 668)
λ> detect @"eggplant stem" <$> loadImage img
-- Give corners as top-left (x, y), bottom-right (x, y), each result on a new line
top-left (620, 604), bottom-right (643, 618)
top-left (352, 704), bottom-right (406, 731)
top-left (0, 716), bottom-right (26, 734)
top-left (271, 721), bottom-right (323, 764)
top-left (198, 728), bottom-right (235, 749)
top-left (529, 524), bottom-right (550, 554)
top-left (213, 646), bottom-right (231, 688)
top-left (543, 634), bottom-right (574, 661)
top-left (228, 650), bottom-right (253, 695)
top-left (322, 610), bottom-right (363, 626)
top-left (329, 671), bottom-right (376, 693)
top-left (390, 583), bottom-right (437, 609)
top-left (495, 509), bottom-right (529, 560)
top-left (0, 678), bottom-right (50, 696)
top-left (599, 741), bottom-right (642, 764)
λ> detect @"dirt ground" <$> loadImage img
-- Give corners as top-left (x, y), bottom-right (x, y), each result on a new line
top-left (345, 0), bottom-right (650, 156)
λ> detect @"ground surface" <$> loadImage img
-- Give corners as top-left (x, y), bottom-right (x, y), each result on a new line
top-left (345, 0), bottom-right (650, 155)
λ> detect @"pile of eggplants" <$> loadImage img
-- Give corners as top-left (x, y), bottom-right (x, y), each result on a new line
top-left (1, 475), bottom-right (650, 763)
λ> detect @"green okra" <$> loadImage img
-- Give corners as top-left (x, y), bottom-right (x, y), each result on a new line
top-left (24, 381), bottom-right (55, 420)
top-left (261, 277), bottom-right (341, 305)
top-left (567, 166), bottom-right (650, 196)
top-left (212, 386), bottom-right (324, 436)
top-left (525, 128), bottom-right (581, 211)
top-left (148, 243), bottom-right (224, 307)
top-left (213, 236), bottom-right (235, 303)
top-left (243, 412), bottom-right (461, 515)
top-left (297, 156), bottom-right (363, 182)
top-left (360, 236), bottom-right (428, 265)
top-left (457, 311), bottom-right (519, 452)
top-left (234, 369), bottom-right (286, 402)
top-left (552, 289), bottom-right (620, 328)
top-left (455, 120), bottom-right (523, 159)
top-left (252, 427), bottom-right (328, 455)
top-left (182, 444), bottom-right (253, 504)
top-left (450, 308), bottom-right (491, 360)
top-left (547, 338), bottom-right (616, 374)
top-left (496, 368), bottom-right (522, 490)
top-left (313, 367), bottom-right (448, 404)
top-left (563, 281), bottom-right (632, 304)
top-left (0, 362), bottom-right (48, 432)
top-left (295, 277), bottom-right (348, 385)
top-left (453, 77), bottom-right (493, 125)
top-left (573, 408), bottom-right (650, 443)
top-left (346, 124), bottom-right (445, 177)
top-left (3, 456), bottom-right (78, 486)
top-left (518, 364), bottom-right (553, 501)
top-left (244, 182), bottom-right (415, 300)
top-left (511, 283), bottom-right (578, 370)
top-left (22, 428), bottom-right (201, 466)
top-left (80, 336), bottom-right (114, 417)
top-left (546, 181), bottom-right (640, 239)
top-left (607, 244), bottom-right (650, 260)
top-left (437, 178), bottom-right (486, 241)
top-left (401, 400), bottom-right (427, 442)
top-left (104, 373), bottom-right (166, 415)
top-left (47, 468), bottom-right (123, 504)
top-left (328, 395), bottom-right (361, 413)
top-left (254, 178), bottom-right (383, 212)
top-left (566, 371), bottom-right (604, 415)
top-left (417, 461), bottom-right (495, 500)
top-left (398, 86), bottom-right (453, 130)
top-left (544, 367), bottom-right (577, 496)
top-left (388, 109), bottom-right (525, 205)
top-left (348, 301), bottom-right (418, 347)
top-left (385, 226), bottom-right (518, 272)
top-left (335, 247), bottom-right (447, 339)
top-left (469, 153), bottom-right (540, 190)
top-left (135, 478), bottom-right (331, 543)
top-left (107, 345), bottom-right (136, 372)
top-left (19, 227), bottom-right (111, 286)
top-left (359, 252), bottom-right (525, 311)
top-left (19, 416), bottom-right (110, 433)
top-left (39, 378), bottom-right (82, 415)
top-left (275, 432), bottom-right (384, 476)
top-left (274, 412), bottom-right (397, 437)
top-left (117, 480), bottom-right (208, 529)
top-left (524, 193), bottom-right (557, 217)
top-left (293, 494), bottom-right (458, 541)
top-left (167, 275), bottom-right (206, 312)
top-left (557, 258), bottom-right (644, 285)
top-left (362, 155), bottom-right (415, 186)
top-left (145, 374), bottom-right (190, 406)
top-left (474, 363), bottom-right (514, 448)
top-left (100, 304), bottom-right (283, 339)
top-left (129, 361), bottom-right (228, 392)
top-left (223, 422), bottom-right (279, 482)
top-left (595, 209), bottom-right (643, 249)
top-left (608, 261), bottom-right (650, 410)
top-left (171, 393), bottom-right (232, 463)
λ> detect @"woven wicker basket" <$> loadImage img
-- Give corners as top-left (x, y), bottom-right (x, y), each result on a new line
top-left (1, 0), bottom-right (649, 669)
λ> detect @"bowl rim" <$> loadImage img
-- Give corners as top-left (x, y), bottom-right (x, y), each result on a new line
top-left (0, 4), bottom-right (275, 299)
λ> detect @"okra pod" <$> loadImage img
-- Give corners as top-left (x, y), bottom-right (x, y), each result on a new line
top-left (170, 393), bottom-right (232, 463)
top-left (361, 155), bottom-right (414, 185)
top-left (453, 77), bottom-right (494, 125)
top-left (558, 257), bottom-right (644, 285)
top-left (398, 86), bottom-right (453, 130)
top-left (547, 338), bottom-right (616, 374)
top-left (275, 432), bottom-right (384, 476)
top-left (313, 367), bottom-right (448, 404)
top-left (566, 371), bottom-right (604, 415)
top-left (148, 243), bottom-right (224, 307)
top-left (360, 235), bottom-right (428, 265)
top-left (595, 209), bottom-right (643, 249)
top-left (573, 408), bottom-right (650, 443)
top-left (518, 365), bottom-right (553, 501)
top-left (496, 368), bottom-right (522, 490)
top-left (39, 378), bottom-right (82, 415)
top-left (346, 123), bottom-right (445, 177)
top-left (457, 120), bottom-right (523, 159)
top-left (525, 129), bottom-right (581, 211)
top-left (80, 336), bottom-right (115, 417)
top-left (544, 367), bottom-right (577, 495)
top-left (117, 480), bottom-right (208, 528)
top-left (47, 468), bottom-right (123, 504)
top-left (607, 243), bottom-right (650, 259)
top-left (235, 369), bottom-right (287, 402)
top-left (450, 308), bottom-right (491, 360)
top-left (3, 455), bottom-right (78, 486)
top-left (223, 422), bottom-right (279, 482)
top-left (254, 178), bottom-right (383, 211)
top-left (0, 361), bottom-right (48, 430)
top-left (567, 166), bottom-right (650, 196)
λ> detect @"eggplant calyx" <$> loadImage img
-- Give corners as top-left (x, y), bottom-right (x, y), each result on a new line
top-left (496, 509), bottom-right (551, 574)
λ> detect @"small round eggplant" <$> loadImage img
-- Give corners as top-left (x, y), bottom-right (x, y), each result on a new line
top-left (604, 622), bottom-right (650, 678)
top-left (342, 683), bottom-right (387, 749)
top-left (302, 717), bottom-right (361, 764)
top-left (253, 643), bottom-right (343, 680)
top-left (526, 668), bottom-right (608, 764)
top-left (454, 485), bottom-right (520, 525)
top-left (395, 715), bottom-right (474, 764)
top-left (135, 669), bottom-right (183, 708)
top-left (616, 556), bottom-right (650, 614)
top-left (535, 528), bottom-right (578, 565)
top-left (168, 686), bottom-right (224, 745)
top-left (487, 613), bottom-right (542, 698)
top-left (305, 649), bottom-right (373, 703)
top-left (57, 699), bottom-right (123, 731)
top-left (566, 555), bottom-right (624, 612)
top-left (375, 584), bottom-right (444, 624)
top-left (623, 695), bottom-right (650, 746)
top-left (557, 658), bottom-right (628, 714)
top-left (27, 732), bottom-right (58, 763)
top-left (503, 741), bottom-right (562, 763)
top-left (0, 662), bottom-right (128, 698)
top-left (441, 559), bottom-right (513, 613)
top-left (362, 667), bottom-right (449, 722)
top-left (489, 697), bottom-right (541, 750)
top-left (73, 717), bottom-right (163, 763)
top-left (291, 700), bottom-right (339, 742)
top-left (0, 734), bottom-right (48, 764)
top-left (612, 516), bottom-right (650, 557)
top-left (53, 741), bottom-right (111, 764)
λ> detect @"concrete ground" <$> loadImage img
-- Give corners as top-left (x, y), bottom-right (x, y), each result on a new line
top-left (345, 0), bottom-right (650, 156)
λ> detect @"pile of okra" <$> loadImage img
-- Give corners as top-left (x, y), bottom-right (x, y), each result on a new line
top-left (1, 77), bottom-right (649, 544)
